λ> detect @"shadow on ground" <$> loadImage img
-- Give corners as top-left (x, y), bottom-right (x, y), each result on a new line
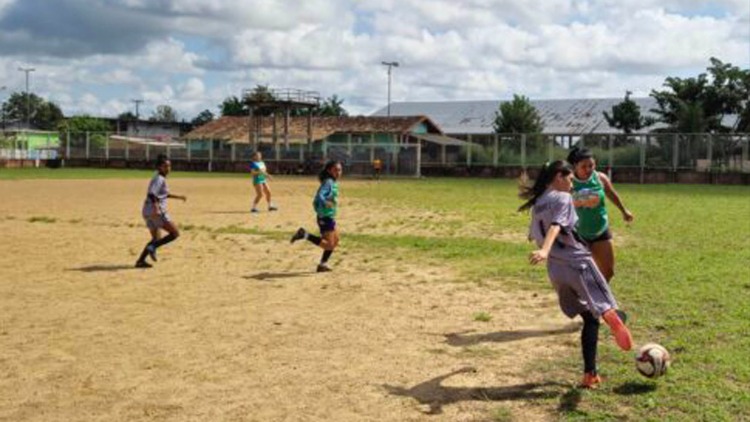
top-left (68, 264), bottom-right (137, 272)
top-left (443, 323), bottom-right (581, 346)
top-left (384, 367), bottom-right (566, 415)
top-left (243, 271), bottom-right (315, 281)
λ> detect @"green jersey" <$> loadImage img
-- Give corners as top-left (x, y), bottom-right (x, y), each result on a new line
top-left (314, 179), bottom-right (338, 218)
top-left (572, 171), bottom-right (608, 240)
top-left (250, 161), bottom-right (267, 185)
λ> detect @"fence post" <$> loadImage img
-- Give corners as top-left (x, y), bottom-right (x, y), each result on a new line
top-left (66, 130), bottom-right (70, 159)
top-left (521, 134), bottom-right (527, 170)
top-left (231, 143), bottom-right (236, 162)
top-left (369, 133), bottom-right (375, 163)
top-left (706, 134), bottom-right (712, 172)
top-left (347, 133), bottom-right (352, 157)
top-left (493, 133), bottom-right (499, 167)
top-left (186, 139), bottom-right (191, 162)
top-left (466, 134), bottom-right (472, 167)
top-left (415, 142), bottom-right (422, 178)
top-left (146, 142), bottom-right (150, 162)
top-left (608, 134), bottom-right (614, 178)
top-left (672, 133), bottom-right (679, 172)
top-left (105, 133), bottom-right (110, 160)
top-left (166, 140), bottom-right (171, 159)
top-left (548, 135), bottom-right (554, 162)
top-left (85, 131), bottom-right (90, 159)
top-left (742, 135), bottom-right (749, 173)
top-left (322, 137), bottom-right (328, 161)
top-left (639, 135), bottom-right (646, 184)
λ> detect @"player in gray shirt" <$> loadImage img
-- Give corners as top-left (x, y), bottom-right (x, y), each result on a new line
top-left (519, 160), bottom-right (632, 389)
top-left (135, 154), bottom-right (187, 268)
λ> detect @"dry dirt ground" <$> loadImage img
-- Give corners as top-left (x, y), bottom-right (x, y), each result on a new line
top-left (0, 177), bottom-right (582, 422)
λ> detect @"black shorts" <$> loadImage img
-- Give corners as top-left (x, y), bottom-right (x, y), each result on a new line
top-left (317, 216), bottom-right (336, 234)
top-left (584, 228), bottom-right (612, 245)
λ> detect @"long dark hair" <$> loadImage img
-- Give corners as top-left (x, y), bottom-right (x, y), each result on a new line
top-left (155, 153), bottom-right (169, 168)
top-left (566, 147), bottom-right (593, 166)
top-left (318, 160), bottom-right (341, 184)
top-left (518, 160), bottom-right (572, 212)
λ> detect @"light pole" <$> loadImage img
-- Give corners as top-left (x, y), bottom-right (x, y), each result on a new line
top-left (381, 61), bottom-right (399, 117)
top-left (131, 99), bottom-right (143, 135)
top-left (1, 86), bottom-right (6, 131)
top-left (18, 67), bottom-right (35, 130)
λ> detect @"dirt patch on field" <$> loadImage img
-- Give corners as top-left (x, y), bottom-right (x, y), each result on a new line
top-left (0, 177), bottom-right (581, 421)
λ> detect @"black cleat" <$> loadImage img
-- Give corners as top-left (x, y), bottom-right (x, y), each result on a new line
top-left (147, 244), bottom-right (157, 262)
top-left (316, 263), bottom-right (332, 273)
top-left (290, 227), bottom-right (306, 244)
top-left (269, 205), bottom-right (278, 211)
top-left (135, 260), bottom-right (152, 268)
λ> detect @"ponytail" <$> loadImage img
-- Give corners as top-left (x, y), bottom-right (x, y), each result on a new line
top-left (518, 160), bottom-right (572, 212)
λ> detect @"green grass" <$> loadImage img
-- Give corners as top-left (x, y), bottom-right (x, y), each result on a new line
top-left (345, 179), bottom-right (750, 421)
top-left (27, 216), bottom-right (57, 223)
top-left (0, 167), bottom-right (249, 180)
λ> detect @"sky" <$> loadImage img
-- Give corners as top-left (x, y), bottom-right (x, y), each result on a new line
top-left (0, 0), bottom-right (748, 120)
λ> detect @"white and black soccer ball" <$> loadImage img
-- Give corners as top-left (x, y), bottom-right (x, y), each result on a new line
top-left (635, 343), bottom-right (671, 378)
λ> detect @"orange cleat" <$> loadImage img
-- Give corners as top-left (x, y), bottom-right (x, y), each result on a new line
top-left (602, 309), bottom-right (633, 351)
top-left (580, 372), bottom-right (602, 389)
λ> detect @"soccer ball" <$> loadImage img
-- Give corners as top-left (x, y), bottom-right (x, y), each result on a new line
top-left (635, 343), bottom-right (670, 378)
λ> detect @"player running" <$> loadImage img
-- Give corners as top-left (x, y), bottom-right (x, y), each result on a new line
top-left (519, 160), bottom-right (633, 389)
top-left (567, 147), bottom-right (634, 281)
top-left (250, 151), bottom-right (277, 213)
top-left (135, 154), bottom-right (186, 268)
top-left (290, 160), bottom-right (342, 272)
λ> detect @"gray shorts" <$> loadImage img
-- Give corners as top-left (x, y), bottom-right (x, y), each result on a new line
top-left (547, 257), bottom-right (617, 318)
top-left (143, 212), bottom-right (171, 231)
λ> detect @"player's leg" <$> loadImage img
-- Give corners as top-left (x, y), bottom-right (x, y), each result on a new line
top-left (590, 238), bottom-right (615, 282)
top-left (136, 223), bottom-right (160, 267)
top-left (317, 228), bottom-right (338, 272)
top-left (152, 220), bottom-right (180, 249)
top-left (263, 183), bottom-right (277, 211)
top-left (580, 311), bottom-right (602, 388)
top-left (251, 184), bottom-right (263, 213)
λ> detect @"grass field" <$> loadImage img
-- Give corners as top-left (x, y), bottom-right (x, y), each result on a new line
top-left (1, 167), bottom-right (749, 421)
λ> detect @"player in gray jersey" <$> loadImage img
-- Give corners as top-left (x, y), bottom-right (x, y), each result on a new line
top-left (135, 154), bottom-right (187, 268)
top-left (519, 160), bottom-right (633, 389)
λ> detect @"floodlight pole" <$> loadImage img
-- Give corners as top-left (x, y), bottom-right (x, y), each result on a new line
top-left (18, 67), bottom-right (35, 129)
top-left (131, 99), bottom-right (143, 135)
top-left (381, 61), bottom-right (399, 117)
top-left (0, 86), bottom-right (6, 131)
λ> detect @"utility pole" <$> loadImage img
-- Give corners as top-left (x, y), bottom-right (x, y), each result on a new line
top-left (1, 86), bottom-right (6, 131)
top-left (131, 99), bottom-right (143, 136)
top-left (18, 67), bottom-right (35, 129)
top-left (381, 61), bottom-right (399, 117)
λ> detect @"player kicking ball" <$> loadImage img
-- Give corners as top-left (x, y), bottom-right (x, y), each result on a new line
top-left (519, 160), bottom-right (633, 389)
top-left (290, 160), bottom-right (342, 272)
top-left (135, 154), bottom-right (187, 268)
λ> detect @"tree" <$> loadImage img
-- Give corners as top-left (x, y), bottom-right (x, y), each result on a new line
top-left (58, 115), bottom-right (112, 147)
top-left (493, 94), bottom-right (543, 134)
top-left (650, 57), bottom-right (750, 133)
top-left (117, 111), bottom-right (137, 121)
top-left (150, 105), bottom-right (177, 122)
top-left (220, 95), bottom-right (247, 116)
top-left (2, 91), bottom-right (64, 130)
top-left (603, 91), bottom-right (655, 134)
top-left (317, 95), bottom-right (348, 117)
top-left (191, 109), bottom-right (214, 126)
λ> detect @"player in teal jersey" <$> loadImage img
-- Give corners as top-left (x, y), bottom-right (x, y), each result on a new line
top-left (567, 148), bottom-right (634, 281)
top-left (249, 151), bottom-right (277, 213)
top-left (289, 161), bottom-right (343, 272)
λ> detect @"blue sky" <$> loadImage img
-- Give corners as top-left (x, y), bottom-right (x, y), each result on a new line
top-left (0, 0), bottom-right (747, 120)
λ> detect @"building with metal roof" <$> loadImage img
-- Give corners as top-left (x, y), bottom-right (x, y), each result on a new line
top-left (371, 98), bottom-right (667, 135)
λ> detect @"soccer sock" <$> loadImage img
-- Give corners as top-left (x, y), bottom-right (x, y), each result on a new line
top-left (320, 249), bottom-right (333, 264)
top-left (151, 233), bottom-right (177, 249)
top-left (136, 244), bottom-right (150, 263)
top-left (306, 234), bottom-right (322, 246)
top-left (581, 311), bottom-right (600, 374)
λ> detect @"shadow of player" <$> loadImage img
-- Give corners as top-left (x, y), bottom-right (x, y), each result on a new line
top-left (243, 271), bottom-right (315, 281)
top-left (68, 264), bottom-right (137, 273)
top-left (443, 323), bottom-right (581, 347)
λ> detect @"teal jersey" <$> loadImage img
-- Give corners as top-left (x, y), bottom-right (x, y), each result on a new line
top-left (572, 171), bottom-right (608, 239)
top-left (250, 161), bottom-right (267, 184)
top-left (313, 179), bottom-right (338, 218)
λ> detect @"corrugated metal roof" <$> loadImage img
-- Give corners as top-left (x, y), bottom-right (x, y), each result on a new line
top-left (371, 98), bottom-right (668, 135)
top-left (183, 115), bottom-right (442, 143)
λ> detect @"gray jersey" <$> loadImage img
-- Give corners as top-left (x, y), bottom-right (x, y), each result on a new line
top-left (142, 173), bottom-right (168, 217)
top-left (530, 189), bottom-right (590, 261)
